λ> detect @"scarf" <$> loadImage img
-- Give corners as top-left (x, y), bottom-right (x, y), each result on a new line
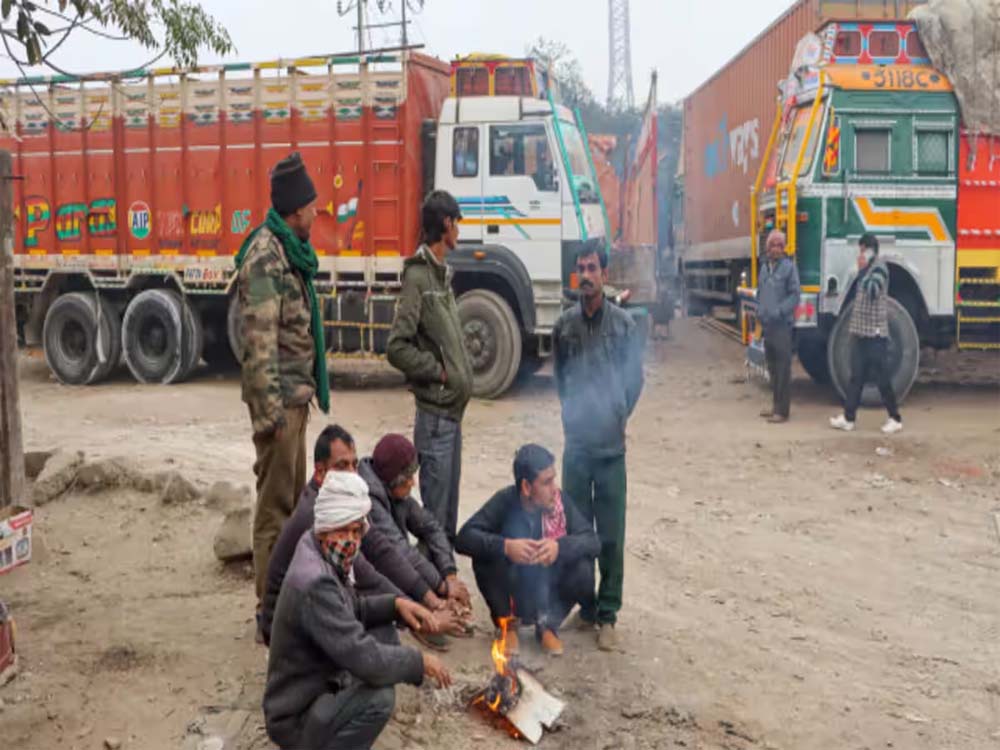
top-left (542, 489), bottom-right (568, 540)
top-left (324, 538), bottom-right (361, 582)
top-left (235, 208), bottom-right (330, 414)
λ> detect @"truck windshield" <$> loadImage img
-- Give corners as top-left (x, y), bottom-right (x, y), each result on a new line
top-left (779, 104), bottom-right (824, 180)
top-left (559, 122), bottom-right (600, 204)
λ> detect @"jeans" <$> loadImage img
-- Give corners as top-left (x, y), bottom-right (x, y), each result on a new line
top-left (413, 408), bottom-right (462, 542)
top-left (294, 684), bottom-right (396, 750)
top-left (844, 336), bottom-right (901, 422)
top-left (763, 324), bottom-right (793, 418)
top-left (562, 452), bottom-right (627, 625)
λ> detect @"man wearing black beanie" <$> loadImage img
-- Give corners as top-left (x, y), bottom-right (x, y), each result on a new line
top-left (234, 152), bottom-right (331, 635)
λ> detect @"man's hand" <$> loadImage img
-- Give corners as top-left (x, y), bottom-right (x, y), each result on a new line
top-left (445, 574), bottom-right (471, 607)
top-left (422, 652), bottom-right (453, 689)
top-left (395, 598), bottom-right (440, 633)
top-left (535, 538), bottom-right (559, 567)
top-left (504, 538), bottom-right (538, 566)
top-left (422, 590), bottom-right (447, 611)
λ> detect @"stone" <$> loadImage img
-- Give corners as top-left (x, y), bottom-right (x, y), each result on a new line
top-left (197, 738), bottom-right (225, 750)
top-left (32, 449), bottom-right (84, 505)
top-left (160, 472), bottom-right (200, 505)
top-left (23, 450), bottom-right (53, 480)
top-left (213, 507), bottom-right (252, 562)
top-left (104, 737), bottom-right (122, 750)
top-left (204, 481), bottom-right (251, 513)
top-left (135, 470), bottom-right (171, 494)
top-left (75, 458), bottom-right (143, 492)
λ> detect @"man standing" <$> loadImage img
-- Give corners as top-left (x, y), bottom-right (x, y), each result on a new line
top-left (387, 190), bottom-right (473, 542)
top-left (263, 471), bottom-right (451, 750)
top-left (757, 229), bottom-right (800, 424)
top-left (455, 444), bottom-right (599, 657)
top-left (552, 246), bottom-right (644, 651)
top-left (830, 233), bottom-right (903, 434)
top-left (235, 152), bottom-right (330, 614)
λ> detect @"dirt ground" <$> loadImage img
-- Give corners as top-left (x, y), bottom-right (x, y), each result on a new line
top-left (2, 319), bottom-right (999, 750)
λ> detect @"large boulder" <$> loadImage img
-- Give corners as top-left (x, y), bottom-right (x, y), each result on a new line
top-left (32, 450), bottom-right (84, 505)
top-left (213, 507), bottom-right (252, 562)
top-left (160, 472), bottom-right (200, 505)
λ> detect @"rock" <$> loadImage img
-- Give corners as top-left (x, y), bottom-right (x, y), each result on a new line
top-left (32, 449), bottom-right (85, 505)
top-left (104, 737), bottom-right (122, 750)
top-left (213, 507), bottom-right (252, 562)
top-left (135, 471), bottom-right (171, 494)
top-left (160, 472), bottom-right (200, 505)
top-left (75, 458), bottom-right (143, 492)
top-left (23, 450), bottom-right (53, 480)
top-left (197, 738), bottom-right (225, 750)
top-left (204, 481), bottom-right (251, 513)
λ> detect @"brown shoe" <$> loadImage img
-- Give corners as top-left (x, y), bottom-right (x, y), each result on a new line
top-left (537, 628), bottom-right (564, 657)
top-left (564, 608), bottom-right (597, 631)
top-left (759, 408), bottom-right (774, 418)
top-left (597, 623), bottom-right (618, 652)
top-left (766, 415), bottom-right (788, 424)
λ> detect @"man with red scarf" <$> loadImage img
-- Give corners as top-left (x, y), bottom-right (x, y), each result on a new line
top-left (455, 444), bottom-right (600, 656)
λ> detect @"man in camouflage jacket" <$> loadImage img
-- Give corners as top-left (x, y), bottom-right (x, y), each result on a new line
top-left (236, 152), bottom-right (324, 611)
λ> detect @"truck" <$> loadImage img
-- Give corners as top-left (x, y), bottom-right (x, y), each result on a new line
top-left (677, 0), bottom-right (928, 316)
top-left (740, 3), bottom-right (1000, 403)
top-left (3, 50), bottom-right (609, 398)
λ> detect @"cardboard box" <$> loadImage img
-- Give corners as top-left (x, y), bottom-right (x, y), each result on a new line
top-left (0, 505), bottom-right (33, 575)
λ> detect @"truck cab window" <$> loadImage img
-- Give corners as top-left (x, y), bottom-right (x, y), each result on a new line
top-left (855, 129), bottom-right (891, 174)
top-left (453, 127), bottom-right (479, 177)
top-left (915, 129), bottom-right (950, 176)
top-left (489, 123), bottom-right (557, 191)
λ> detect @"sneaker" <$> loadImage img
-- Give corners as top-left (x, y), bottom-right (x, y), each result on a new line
top-left (766, 414), bottom-right (788, 424)
top-left (563, 608), bottom-right (597, 631)
top-left (537, 628), bottom-right (564, 657)
top-left (597, 623), bottom-right (618, 652)
top-left (829, 414), bottom-right (856, 431)
top-left (759, 408), bottom-right (774, 418)
top-left (881, 418), bottom-right (903, 435)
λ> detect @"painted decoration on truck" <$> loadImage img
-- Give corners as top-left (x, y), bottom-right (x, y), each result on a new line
top-left (853, 197), bottom-right (950, 242)
top-left (823, 114), bottom-right (841, 176)
top-left (128, 201), bottom-right (151, 240)
top-left (704, 116), bottom-right (760, 179)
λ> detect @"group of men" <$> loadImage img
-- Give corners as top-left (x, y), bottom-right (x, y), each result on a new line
top-left (235, 154), bottom-right (645, 749)
top-left (758, 228), bottom-right (903, 433)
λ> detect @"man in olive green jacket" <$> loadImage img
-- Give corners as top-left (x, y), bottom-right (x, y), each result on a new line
top-left (387, 191), bottom-right (473, 542)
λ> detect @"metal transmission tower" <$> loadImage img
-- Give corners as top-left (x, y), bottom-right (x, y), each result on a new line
top-left (606, 0), bottom-right (635, 110)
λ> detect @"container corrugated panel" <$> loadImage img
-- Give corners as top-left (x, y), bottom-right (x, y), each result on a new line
top-left (682, 0), bottom-right (927, 260)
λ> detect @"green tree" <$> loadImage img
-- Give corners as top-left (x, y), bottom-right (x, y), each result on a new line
top-left (526, 36), bottom-right (594, 109)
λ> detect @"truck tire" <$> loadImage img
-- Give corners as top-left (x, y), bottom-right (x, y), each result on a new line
top-left (122, 289), bottom-right (201, 384)
top-left (797, 336), bottom-right (831, 385)
top-left (42, 292), bottom-right (122, 385)
top-left (202, 308), bottom-right (237, 370)
top-left (457, 289), bottom-right (521, 399)
top-left (827, 297), bottom-right (919, 407)
top-left (227, 292), bottom-right (243, 364)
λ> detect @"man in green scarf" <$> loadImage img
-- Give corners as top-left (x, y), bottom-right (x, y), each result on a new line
top-left (234, 152), bottom-right (330, 625)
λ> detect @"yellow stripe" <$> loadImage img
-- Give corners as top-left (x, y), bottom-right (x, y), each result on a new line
top-left (133, 249), bottom-right (150, 256)
top-left (60, 249), bottom-right (79, 255)
top-left (28, 249), bottom-right (46, 255)
top-left (161, 249), bottom-right (179, 256)
top-left (801, 284), bottom-right (820, 293)
top-left (854, 197), bottom-right (948, 242)
top-left (958, 248), bottom-right (1000, 268)
top-left (461, 218), bottom-right (561, 226)
top-left (376, 250), bottom-right (400, 257)
top-left (339, 250), bottom-right (362, 257)
top-left (196, 249), bottom-right (217, 257)
top-left (94, 249), bottom-right (114, 256)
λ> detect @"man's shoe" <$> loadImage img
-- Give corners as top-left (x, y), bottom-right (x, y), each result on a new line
top-left (563, 608), bottom-right (597, 631)
top-left (766, 414), bottom-right (788, 424)
top-left (537, 628), bottom-right (564, 657)
top-left (829, 414), bottom-right (856, 431)
top-left (597, 623), bottom-right (618, 652)
top-left (881, 418), bottom-right (903, 435)
top-left (759, 408), bottom-right (774, 418)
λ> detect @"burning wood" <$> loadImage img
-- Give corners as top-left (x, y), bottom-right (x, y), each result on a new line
top-left (469, 617), bottom-right (565, 745)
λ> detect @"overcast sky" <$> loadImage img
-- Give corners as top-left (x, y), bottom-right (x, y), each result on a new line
top-left (0, 0), bottom-right (796, 104)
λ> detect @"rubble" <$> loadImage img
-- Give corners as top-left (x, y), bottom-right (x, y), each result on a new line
top-left (23, 450), bottom-right (54, 480)
top-left (204, 481), bottom-right (251, 513)
top-left (213, 508), bottom-right (253, 562)
top-left (31, 450), bottom-right (85, 505)
top-left (160, 472), bottom-right (201, 505)
top-left (75, 458), bottom-right (144, 492)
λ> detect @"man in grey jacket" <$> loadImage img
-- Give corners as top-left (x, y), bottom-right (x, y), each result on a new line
top-left (264, 471), bottom-right (451, 750)
top-left (757, 230), bottom-right (801, 423)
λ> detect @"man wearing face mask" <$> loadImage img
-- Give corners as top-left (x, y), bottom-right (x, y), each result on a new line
top-left (756, 229), bottom-right (801, 424)
top-left (456, 444), bottom-right (600, 657)
top-left (830, 233), bottom-right (903, 434)
top-left (264, 471), bottom-right (452, 750)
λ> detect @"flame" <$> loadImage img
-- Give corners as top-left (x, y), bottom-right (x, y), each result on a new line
top-left (491, 616), bottom-right (514, 677)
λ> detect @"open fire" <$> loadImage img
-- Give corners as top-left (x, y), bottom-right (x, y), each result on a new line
top-left (469, 617), bottom-right (565, 745)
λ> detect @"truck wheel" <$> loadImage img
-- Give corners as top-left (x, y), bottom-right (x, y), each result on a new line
top-left (122, 289), bottom-right (201, 384)
top-left (42, 292), bottom-right (121, 385)
top-left (797, 336), bottom-right (831, 384)
top-left (201, 306), bottom-right (237, 370)
top-left (827, 297), bottom-right (919, 407)
top-left (457, 289), bottom-right (521, 399)
top-left (227, 292), bottom-right (243, 364)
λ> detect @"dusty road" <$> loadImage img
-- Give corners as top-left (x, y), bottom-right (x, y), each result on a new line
top-left (2, 320), bottom-right (999, 750)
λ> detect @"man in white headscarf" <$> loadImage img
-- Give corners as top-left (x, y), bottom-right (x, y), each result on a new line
top-left (264, 471), bottom-right (453, 750)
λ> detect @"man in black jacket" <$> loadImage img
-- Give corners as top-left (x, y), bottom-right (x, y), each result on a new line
top-left (552, 246), bottom-right (644, 651)
top-left (455, 444), bottom-right (600, 657)
top-left (260, 425), bottom-right (455, 646)
top-left (264, 470), bottom-right (451, 750)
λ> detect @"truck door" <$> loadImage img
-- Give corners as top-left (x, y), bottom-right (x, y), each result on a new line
top-left (437, 123), bottom-right (485, 244)
top-left (479, 122), bottom-right (562, 283)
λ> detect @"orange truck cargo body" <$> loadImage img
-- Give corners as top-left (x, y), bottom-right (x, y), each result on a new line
top-left (5, 52), bottom-right (450, 275)
top-left (681, 0), bottom-right (927, 264)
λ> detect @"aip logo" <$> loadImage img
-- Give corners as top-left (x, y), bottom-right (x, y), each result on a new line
top-left (129, 201), bottom-right (151, 240)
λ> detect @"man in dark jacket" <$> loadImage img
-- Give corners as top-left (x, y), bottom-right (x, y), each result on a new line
top-left (552, 246), bottom-right (643, 651)
top-left (387, 190), bottom-right (473, 543)
top-left (260, 425), bottom-right (455, 646)
top-left (264, 471), bottom-right (451, 750)
top-left (757, 229), bottom-right (801, 423)
top-left (456, 444), bottom-right (600, 657)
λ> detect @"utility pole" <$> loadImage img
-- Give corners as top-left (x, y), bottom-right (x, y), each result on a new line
top-left (0, 150), bottom-right (25, 509)
top-left (607, 0), bottom-right (635, 110)
top-left (357, 0), bottom-right (365, 54)
top-left (401, 0), bottom-right (407, 48)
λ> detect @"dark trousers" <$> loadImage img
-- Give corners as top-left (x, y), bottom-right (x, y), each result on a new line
top-left (763, 324), bottom-right (793, 418)
top-left (414, 408), bottom-right (462, 542)
top-left (295, 684), bottom-right (396, 750)
top-left (562, 451), bottom-right (627, 625)
top-left (844, 335), bottom-right (901, 422)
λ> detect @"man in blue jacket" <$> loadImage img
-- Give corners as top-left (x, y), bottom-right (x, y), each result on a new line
top-left (757, 230), bottom-right (801, 424)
